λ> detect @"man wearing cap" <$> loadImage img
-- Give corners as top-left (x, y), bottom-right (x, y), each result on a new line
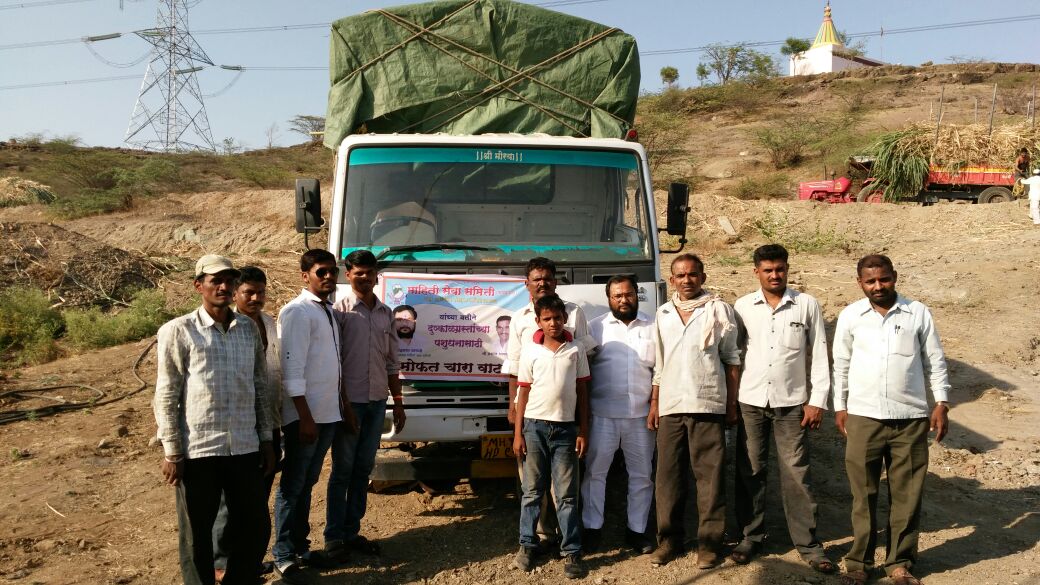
top-left (154, 254), bottom-right (275, 585)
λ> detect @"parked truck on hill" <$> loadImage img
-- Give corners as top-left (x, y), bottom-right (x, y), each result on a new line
top-left (799, 156), bottom-right (1017, 205)
top-left (293, 0), bottom-right (688, 480)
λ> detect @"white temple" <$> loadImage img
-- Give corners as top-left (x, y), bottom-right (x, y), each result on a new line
top-left (789, 3), bottom-right (884, 76)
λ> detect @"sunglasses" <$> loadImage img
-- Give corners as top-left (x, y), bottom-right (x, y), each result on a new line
top-left (315, 267), bottom-right (340, 279)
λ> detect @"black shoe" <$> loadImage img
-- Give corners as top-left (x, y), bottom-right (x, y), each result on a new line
top-left (534, 538), bottom-right (559, 557)
top-left (513, 546), bottom-right (536, 572)
top-left (625, 529), bottom-right (654, 555)
top-left (649, 539), bottom-right (683, 566)
top-left (260, 561), bottom-right (274, 575)
top-left (583, 528), bottom-right (602, 553)
top-left (563, 554), bottom-right (586, 579)
top-left (301, 549), bottom-right (339, 569)
top-left (274, 562), bottom-right (311, 585)
top-left (729, 540), bottom-right (760, 565)
top-left (346, 535), bottom-right (381, 556)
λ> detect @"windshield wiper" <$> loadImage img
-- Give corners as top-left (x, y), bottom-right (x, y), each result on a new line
top-left (374, 243), bottom-right (490, 262)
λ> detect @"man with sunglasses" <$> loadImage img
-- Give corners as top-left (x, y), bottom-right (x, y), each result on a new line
top-left (272, 249), bottom-right (353, 585)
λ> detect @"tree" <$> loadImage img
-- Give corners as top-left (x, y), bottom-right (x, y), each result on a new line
top-left (780, 37), bottom-right (811, 56)
top-left (659, 66), bottom-right (679, 88)
top-left (698, 43), bottom-right (778, 85)
top-left (287, 115), bottom-right (326, 143)
top-left (835, 30), bottom-right (868, 59)
top-left (220, 137), bottom-right (242, 156)
top-left (695, 63), bottom-right (710, 84)
top-left (265, 123), bottom-right (280, 149)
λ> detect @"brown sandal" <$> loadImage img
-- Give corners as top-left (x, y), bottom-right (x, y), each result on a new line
top-left (890, 568), bottom-right (922, 585)
top-left (839, 569), bottom-right (868, 585)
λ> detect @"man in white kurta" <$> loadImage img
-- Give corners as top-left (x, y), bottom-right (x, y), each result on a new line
top-left (580, 275), bottom-right (655, 554)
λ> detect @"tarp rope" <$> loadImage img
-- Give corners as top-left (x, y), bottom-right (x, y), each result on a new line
top-left (376, 9), bottom-right (629, 129)
top-left (374, 10), bottom-right (588, 135)
top-left (0, 339), bottom-right (155, 426)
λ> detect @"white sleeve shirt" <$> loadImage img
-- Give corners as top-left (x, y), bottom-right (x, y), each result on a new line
top-left (832, 296), bottom-right (950, 419)
top-left (588, 311), bottom-right (655, 418)
top-left (277, 290), bottom-right (343, 426)
top-left (734, 289), bottom-right (830, 409)
top-left (652, 300), bottom-right (741, 417)
top-left (507, 299), bottom-right (596, 376)
top-left (517, 331), bottom-right (592, 423)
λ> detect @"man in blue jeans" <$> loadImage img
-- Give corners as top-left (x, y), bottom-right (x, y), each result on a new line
top-left (273, 249), bottom-right (356, 585)
top-left (326, 249), bottom-right (406, 562)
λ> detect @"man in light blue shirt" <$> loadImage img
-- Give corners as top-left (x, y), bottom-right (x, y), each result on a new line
top-left (832, 254), bottom-right (950, 585)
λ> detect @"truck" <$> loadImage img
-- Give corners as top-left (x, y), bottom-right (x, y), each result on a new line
top-left (292, 0), bottom-right (688, 481)
top-left (799, 158), bottom-right (1017, 205)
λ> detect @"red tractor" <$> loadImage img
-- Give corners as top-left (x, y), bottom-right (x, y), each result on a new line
top-left (799, 156), bottom-right (1017, 205)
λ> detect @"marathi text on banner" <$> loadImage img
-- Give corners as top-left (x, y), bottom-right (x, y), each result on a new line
top-left (379, 272), bottom-right (528, 382)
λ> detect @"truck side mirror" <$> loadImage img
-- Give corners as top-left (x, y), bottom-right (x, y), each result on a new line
top-left (665, 182), bottom-right (689, 236)
top-left (658, 182), bottom-right (689, 253)
top-left (295, 178), bottom-right (323, 234)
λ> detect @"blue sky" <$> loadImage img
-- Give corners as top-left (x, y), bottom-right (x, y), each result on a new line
top-left (2, 0), bottom-right (1038, 149)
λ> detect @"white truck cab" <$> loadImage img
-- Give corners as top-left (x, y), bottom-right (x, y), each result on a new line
top-left (295, 133), bottom-right (689, 479)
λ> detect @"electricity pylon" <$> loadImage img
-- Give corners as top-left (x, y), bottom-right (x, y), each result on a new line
top-left (124, 0), bottom-right (216, 152)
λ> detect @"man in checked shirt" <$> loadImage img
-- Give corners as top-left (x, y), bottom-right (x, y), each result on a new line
top-left (732, 244), bottom-right (835, 574)
top-left (153, 254), bottom-right (275, 585)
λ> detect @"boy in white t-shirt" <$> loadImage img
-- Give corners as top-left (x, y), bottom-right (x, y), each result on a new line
top-left (513, 295), bottom-right (591, 580)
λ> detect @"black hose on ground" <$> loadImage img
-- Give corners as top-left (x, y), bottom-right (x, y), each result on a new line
top-left (0, 338), bottom-right (156, 426)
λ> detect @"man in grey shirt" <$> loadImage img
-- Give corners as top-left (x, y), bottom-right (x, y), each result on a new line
top-left (732, 244), bottom-right (833, 573)
top-left (154, 254), bottom-right (274, 585)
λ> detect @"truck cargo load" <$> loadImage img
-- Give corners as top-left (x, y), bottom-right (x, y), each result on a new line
top-left (323, 0), bottom-right (640, 148)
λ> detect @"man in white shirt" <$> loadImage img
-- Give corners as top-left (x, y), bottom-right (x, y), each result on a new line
top-left (272, 249), bottom-right (352, 585)
top-left (506, 257), bottom-right (596, 552)
top-left (1022, 168), bottom-right (1040, 224)
top-left (832, 254), bottom-right (950, 585)
top-left (648, 254), bottom-right (740, 569)
top-left (732, 245), bottom-right (834, 574)
top-left (580, 275), bottom-right (655, 555)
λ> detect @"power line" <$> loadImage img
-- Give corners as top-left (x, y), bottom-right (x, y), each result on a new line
top-left (643, 13), bottom-right (1040, 56)
top-left (0, 73), bottom-right (140, 90)
top-left (0, 0), bottom-right (94, 9)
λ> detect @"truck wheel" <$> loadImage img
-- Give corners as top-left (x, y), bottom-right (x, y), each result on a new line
top-left (856, 184), bottom-right (886, 203)
top-left (977, 186), bottom-right (1014, 203)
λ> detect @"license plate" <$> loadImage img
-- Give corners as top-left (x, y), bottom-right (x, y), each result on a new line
top-left (480, 433), bottom-right (514, 459)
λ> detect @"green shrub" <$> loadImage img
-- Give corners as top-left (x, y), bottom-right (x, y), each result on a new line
top-left (45, 154), bottom-right (183, 218)
top-left (224, 157), bottom-right (292, 188)
top-left (64, 289), bottom-right (179, 350)
top-left (752, 206), bottom-right (856, 254)
top-left (734, 173), bottom-right (791, 200)
top-left (0, 287), bottom-right (64, 366)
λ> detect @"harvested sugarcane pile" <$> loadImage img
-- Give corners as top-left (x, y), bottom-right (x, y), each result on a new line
top-left (870, 122), bottom-right (1040, 201)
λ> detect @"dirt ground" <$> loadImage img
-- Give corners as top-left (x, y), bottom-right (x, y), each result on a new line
top-left (1, 186), bottom-right (1038, 585)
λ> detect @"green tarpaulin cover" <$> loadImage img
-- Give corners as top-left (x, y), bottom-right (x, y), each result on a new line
top-left (324, 0), bottom-right (640, 149)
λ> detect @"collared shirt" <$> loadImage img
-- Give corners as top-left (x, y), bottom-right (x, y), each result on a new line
top-left (517, 331), bottom-right (592, 423)
top-left (507, 299), bottom-right (596, 376)
top-left (734, 288), bottom-right (830, 409)
top-left (588, 311), bottom-right (655, 419)
top-left (652, 298), bottom-right (740, 416)
top-left (278, 290), bottom-right (343, 425)
top-left (832, 295), bottom-right (951, 419)
top-left (153, 307), bottom-right (273, 459)
top-left (1023, 175), bottom-right (1040, 200)
top-left (335, 289), bottom-right (400, 403)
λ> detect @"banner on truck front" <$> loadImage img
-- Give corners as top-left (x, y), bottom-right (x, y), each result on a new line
top-left (378, 272), bottom-right (528, 382)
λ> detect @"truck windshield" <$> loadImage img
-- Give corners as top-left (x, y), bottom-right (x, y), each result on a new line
top-left (340, 146), bottom-right (652, 263)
